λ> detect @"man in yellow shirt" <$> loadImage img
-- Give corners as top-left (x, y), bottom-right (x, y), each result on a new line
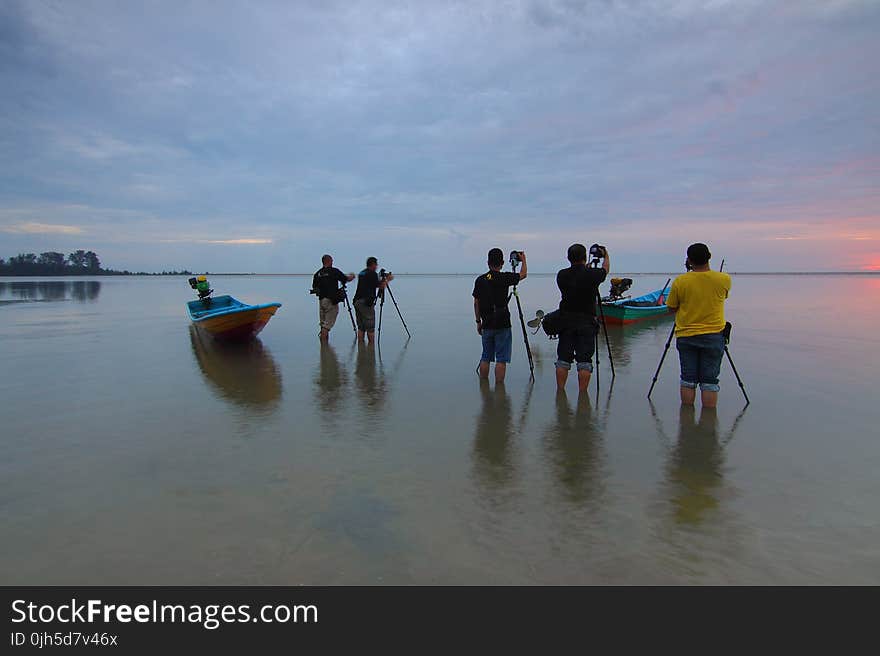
top-left (665, 243), bottom-right (731, 408)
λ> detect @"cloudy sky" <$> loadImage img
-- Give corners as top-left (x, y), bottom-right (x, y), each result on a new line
top-left (1, 0), bottom-right (878, 272)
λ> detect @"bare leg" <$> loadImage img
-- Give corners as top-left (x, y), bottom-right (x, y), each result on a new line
top-left (495, 362), bottom-right (507, 383)
top-left (701, 389), bottom-right (718, 408)
top-left (319, 328), bottom-right (329, 341)
top-left (366, 331), bottom-right (375, 344)
top-left (357, 330), bottom-right (365, 341)
top-left (680, 385), bottom-right (696, 405)
top-left (556, 366), bottom-right (568, 389)
top-left (478, 361), bottom-right (490, 379)
top-left (577, 369), bottom-right (591, 393)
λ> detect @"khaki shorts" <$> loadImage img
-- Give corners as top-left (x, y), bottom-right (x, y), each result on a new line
top-left (353, 298), bottom-right (376, 332)
top-left (319, 297), bottom-right (339, 331)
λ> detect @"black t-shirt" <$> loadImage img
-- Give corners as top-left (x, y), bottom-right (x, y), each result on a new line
top-left (313, 266), bottom-right (348, 301)
top-left (557, 264), bottom-right (607, 315)
top-left (472, 271), bottom-right (520, 329)
top-left (354, 268), bottom-right (380, 304)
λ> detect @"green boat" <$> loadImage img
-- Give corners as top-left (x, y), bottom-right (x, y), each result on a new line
top-left (601, 287), bottom-right (672, 325)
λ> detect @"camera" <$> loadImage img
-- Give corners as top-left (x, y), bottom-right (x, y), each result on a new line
top-left (589, 244), bottom-right (607, 260)
top-left (380, 268), bottom-right (392, 280)
top-left (509, 250), bottom-right (522, 268)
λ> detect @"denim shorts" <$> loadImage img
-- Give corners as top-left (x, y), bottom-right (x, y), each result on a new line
top-left (677, 331), bottom-right (725, 392)
top-left (555, 314), bottom-right (597, 372)
top-left (481, 327), bottom-right (513, 364)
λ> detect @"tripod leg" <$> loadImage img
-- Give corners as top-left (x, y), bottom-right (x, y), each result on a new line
top-left (385, 285), bottom-right (411, 338)
top-left (596, 292), bottom-right (615, 378)
top-left (513, 289), bottom-right (534, 380)
top-left (377, 296), bottom-right (384, 345)
top-left (346, 294), bottom-right (356, 332)
top-left (647, 322), bottom-right (676, 399)
top-left (724, 347), bottom-right (750, 405)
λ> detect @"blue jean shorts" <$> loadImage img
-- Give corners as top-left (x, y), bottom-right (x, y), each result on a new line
top-left (676, 331), bottom-right (725, 392)
top-left (481, 327), bottom-right (513, 364)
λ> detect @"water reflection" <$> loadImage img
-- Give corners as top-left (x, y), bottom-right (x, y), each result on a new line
top-left (314, 342), bottom-right (348, 421)
top-left (189, 326), bottom-right (282, 414)
top-left (542, 391), bottom-right (605, 506)
top-left (663, 406), bottom-right (725, 525)
top-left (472, 380), bottom-right (517, 495)
top-left (603, 316), bottom-right (674, 369)
top-left (354, 342), bottom-right (387, 421)
top-left (0, 280), bottom-right (101, 303)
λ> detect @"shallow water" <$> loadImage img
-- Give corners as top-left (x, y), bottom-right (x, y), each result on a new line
top-left (1, 273), bottom-right (879, 584)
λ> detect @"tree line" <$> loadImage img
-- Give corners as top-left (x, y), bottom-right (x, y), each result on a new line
top-left (0, 251), bottom-right (192, 276)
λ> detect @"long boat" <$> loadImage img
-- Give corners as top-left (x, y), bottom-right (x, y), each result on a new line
top-left (601, 287), bottom-right (672, 325)
top-left (187, 295), bottom-right (281, 340)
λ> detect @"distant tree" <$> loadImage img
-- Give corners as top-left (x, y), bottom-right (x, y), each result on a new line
top-left (68, 250), bottom-right (87, 269)
top-left (38, 251), bottom-right (67, 273)
top-left (84, 250), bottom-right (100, 271)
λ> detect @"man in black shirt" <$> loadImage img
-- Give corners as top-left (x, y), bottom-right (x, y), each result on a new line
top-left (352, 256), bottom-right (393, 344)
top-left (312, 254), bottom-right (355, 341)
top-left (472, 248), bottom-right (527, 382)
top-left (555, 243), bottom-right (610, 392)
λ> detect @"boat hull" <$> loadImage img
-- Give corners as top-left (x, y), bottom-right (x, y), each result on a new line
top-left (187, 295), bottom-right (281, 341)
top-left (601, 286), bottom-right (673, 325)
top-left (601, 304), bottom-right (672, 325)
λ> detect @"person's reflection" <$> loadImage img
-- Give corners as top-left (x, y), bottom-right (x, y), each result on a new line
top-left (189, 327), bottom-right (282, 414)
top-left (314, 341), bottom-right (348, 420)
top-left (542, 390), bottom-right (605, 506)
top-left (664, 406), bottom-right (724, 525)
top-left (354, 341), bottom-right (387, 421)
top-left (472, 380), bottom-right (517, 496)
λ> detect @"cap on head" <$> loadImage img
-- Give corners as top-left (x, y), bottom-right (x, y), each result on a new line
top-left (487, 248), bottom-right (504, 268)
top-left (567, 243), bottom-right (587, 264)
top-left (687, 243), bottom-right (711, 266)
top-left (322, 254), bottom-right (332, 266)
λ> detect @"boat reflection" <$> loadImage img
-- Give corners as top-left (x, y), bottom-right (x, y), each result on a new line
top-left (0, 280), bottom-right (101, 303)
top-left (472, 380), bottom-right (518, 496)
top-left (542, 390), bottom-right (606, 506)
top-left (189, 326), bottom-right (282, 413)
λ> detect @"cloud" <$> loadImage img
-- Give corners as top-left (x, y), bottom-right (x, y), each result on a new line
top-left (0, 0), bottom-right (878, 272)
top-left (1, 221), bottom-right (83, 234)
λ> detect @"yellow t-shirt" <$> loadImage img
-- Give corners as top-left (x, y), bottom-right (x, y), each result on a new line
top-left (666, 271), bottom-right (731, 338)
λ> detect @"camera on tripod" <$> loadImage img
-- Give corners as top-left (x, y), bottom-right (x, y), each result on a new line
top-left (509, 250), bottom-right (523, 269)
top-left (379, 268), bottom-right (392, 280)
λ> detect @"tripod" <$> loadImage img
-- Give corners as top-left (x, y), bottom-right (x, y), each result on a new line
top-left (377, 273), bottom-right (411, 346)
top-left (589, 258), bottom-right (615, 381)
top-left (341, 283), bottom-right (356, 332)
top-left (509, 261), bottom-right (535, 381)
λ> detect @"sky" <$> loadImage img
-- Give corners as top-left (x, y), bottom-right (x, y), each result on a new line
top-left (1, 0), bottom-right (878, 273)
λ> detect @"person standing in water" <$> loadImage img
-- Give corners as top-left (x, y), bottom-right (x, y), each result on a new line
top-left (665, 243), bottom-right (731, 408)
top-left (311, 254), bottom-right (355, 341)
top-left (352, 256), bottom-right (392, 344)
top-left (472, 248), bottom-right (527, 383)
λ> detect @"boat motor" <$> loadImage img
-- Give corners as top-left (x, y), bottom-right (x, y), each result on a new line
top-left (188, 275), bottom-right (213, 301)
top-left (604, 277), bottom-right (633, 302)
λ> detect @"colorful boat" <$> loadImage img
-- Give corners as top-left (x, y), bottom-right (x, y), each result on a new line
top-left (187, 295), bottom-right (281, 340)
top-left (601, 287), bottom-right (672, 325)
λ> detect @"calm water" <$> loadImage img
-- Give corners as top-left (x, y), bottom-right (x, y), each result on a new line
top-left (1, 274), bottom-right (879, 584)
